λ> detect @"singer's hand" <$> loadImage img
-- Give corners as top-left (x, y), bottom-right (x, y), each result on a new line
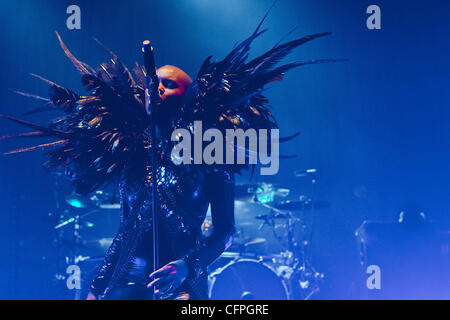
top-left (147, 259), bottom-right (188, 297)
top-left (86, 292), bottom-right (97, 300)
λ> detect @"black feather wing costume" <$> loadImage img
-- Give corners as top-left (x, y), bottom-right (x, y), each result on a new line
top-left (1, 28), bottom-right (338, 190)
top-left (1, 33), bottom-right (149, 194)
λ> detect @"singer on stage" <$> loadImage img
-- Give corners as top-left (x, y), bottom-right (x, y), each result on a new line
top-left (86, 62), bottom-right (236, 300)
top-left (1, 15), bottom-right (334, 299)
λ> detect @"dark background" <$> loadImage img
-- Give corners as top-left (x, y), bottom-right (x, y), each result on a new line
top-left (0, 0), bottom-right (449, 299)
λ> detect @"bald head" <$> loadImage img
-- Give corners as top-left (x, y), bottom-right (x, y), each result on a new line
top-left (156, 65), bottom-right (192, 102)
top-left (150, 65), bottom-right (192, 125)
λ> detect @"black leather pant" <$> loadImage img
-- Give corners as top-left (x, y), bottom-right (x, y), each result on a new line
top-left (101, 256), bottom-right (202, 300)
top-left (102, 256), bottom-right (154, 300)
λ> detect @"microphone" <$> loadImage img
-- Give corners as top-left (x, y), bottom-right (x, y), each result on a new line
top-left (142, 40), bottom-right (157, 83)
top-left (142, 40), bottom-right (160, 110)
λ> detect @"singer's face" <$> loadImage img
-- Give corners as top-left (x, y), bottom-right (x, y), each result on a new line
top-left (156, 65), bottom-right (192, 105)
top-left (151, 65), bottom-right (192, 123)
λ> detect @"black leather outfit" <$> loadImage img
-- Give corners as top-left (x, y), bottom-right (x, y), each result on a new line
top-left (89, 136), bottom-right (235, 300)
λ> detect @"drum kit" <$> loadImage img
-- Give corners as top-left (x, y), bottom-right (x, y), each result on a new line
top-left (208, 170), bottom-right (329, 300)
top-left (49, 169), bottom-right (329, 300)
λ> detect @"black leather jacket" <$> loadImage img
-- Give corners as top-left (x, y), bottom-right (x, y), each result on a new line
top-left (89, 138), bottom-right (235, 299)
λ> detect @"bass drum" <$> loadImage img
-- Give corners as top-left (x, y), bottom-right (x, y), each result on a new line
top-left (209, 259), bottom-right (289, 300)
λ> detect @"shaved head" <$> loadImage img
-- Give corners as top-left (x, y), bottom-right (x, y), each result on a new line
top-left (156, 65), bottom-right (192, 101)
top-left (151, 65), bottom-right (192, 127)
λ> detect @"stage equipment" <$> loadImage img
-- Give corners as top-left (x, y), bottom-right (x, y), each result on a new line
top-left (209, 258), bottom-right (290, 300)
top-left (209, 170), bottom-right (327, 300)
top-left (355, 215), bottom-right (449, 299)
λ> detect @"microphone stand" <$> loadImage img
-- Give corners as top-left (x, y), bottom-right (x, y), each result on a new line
top-left (142, 40), bottom-right (160, 300)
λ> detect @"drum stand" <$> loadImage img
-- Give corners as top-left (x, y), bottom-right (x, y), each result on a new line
top-left (290, 172), bottom-right (324, 299)
top-left (261, 172), bottom-right (324, 300)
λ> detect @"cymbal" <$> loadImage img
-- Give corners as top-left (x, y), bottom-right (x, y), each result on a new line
top-left (235, 184), bottom-right (261, 201)
top-left (65, 190), bottom-right (120, 210)
top-left (54, 215), bottom-right (95, 229)
top-left (243, 238), bottom-right (267, 246)
top-left (65, 193), bottom-right (93, 209)
top-left (273, 199), bottom-right (331, 211)
top-left (232, 237), bottom-right (268, 249)
top-left (255, 212), bottom-right (290, 220)
top-left (237, 221), bottom-right (258, 226)
top-left (235, 182), bottom-right (290, 203)
top-left (99, 203), bottom-right (121, 210)
top-left (84, 237), bottom-right (114, 251)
